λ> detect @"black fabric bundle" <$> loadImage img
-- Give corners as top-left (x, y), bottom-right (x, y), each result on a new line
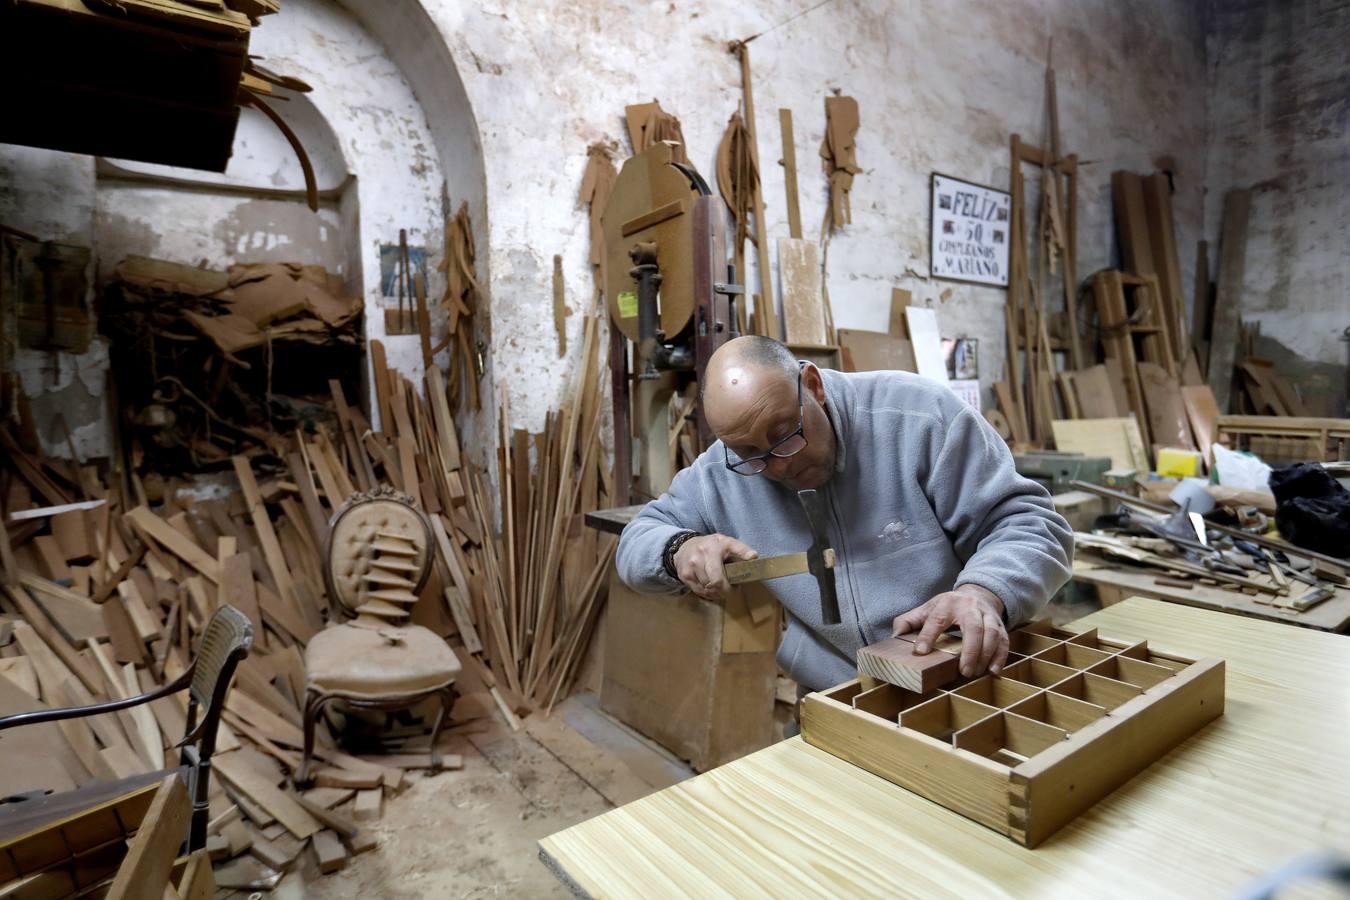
top-left (1269, 463), bottom-right (1350, 559)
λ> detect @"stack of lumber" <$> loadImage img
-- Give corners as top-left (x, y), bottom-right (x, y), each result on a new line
top-left (0, 309), bottom-right (614, 888)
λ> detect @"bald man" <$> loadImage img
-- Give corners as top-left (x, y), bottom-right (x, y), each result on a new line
top-left (616, 336), bottom-right (1073, 694)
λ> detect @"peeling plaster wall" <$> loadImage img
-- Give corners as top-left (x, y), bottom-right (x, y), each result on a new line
top-left (0, 145), bottom-right (114, 459)
top-left (2, 0), bottom-right (468, 457)
top-left (421, 0), bottom-right (1210, 430)
top-left (1205, 0), bottom-right (1349, 412)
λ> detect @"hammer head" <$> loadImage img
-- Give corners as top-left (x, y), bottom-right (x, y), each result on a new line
top-left (796, 489), bottom-right (840, 625)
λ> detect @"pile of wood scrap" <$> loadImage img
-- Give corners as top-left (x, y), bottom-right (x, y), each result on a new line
top-left (0, 311), bottom-right (616, 887)
top-left (1070, 481), bottom-right (1346, 615)
top-left (100, 256), bottom-right (363, 472)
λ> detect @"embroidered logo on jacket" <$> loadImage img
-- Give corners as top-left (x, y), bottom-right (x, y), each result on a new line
top-left (877, 521), bottom-right (911, 545)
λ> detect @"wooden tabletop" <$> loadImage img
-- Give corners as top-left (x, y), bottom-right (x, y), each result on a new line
top-left (539, 599), bottom-right (1350, 898)
top-left (1073, 558), bottom-right (1350, 632)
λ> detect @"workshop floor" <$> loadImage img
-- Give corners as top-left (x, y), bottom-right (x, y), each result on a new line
top-left (299, 694), bottom-right (698, 899)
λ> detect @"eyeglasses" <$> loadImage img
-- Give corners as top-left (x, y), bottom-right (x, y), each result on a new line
top-left (723, 366), bottom-right (808, 476)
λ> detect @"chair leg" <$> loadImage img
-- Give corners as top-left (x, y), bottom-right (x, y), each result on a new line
top-left (427, 687), bottom-right (455, 772)
top-left (296, 689), bottom-right (328, 788)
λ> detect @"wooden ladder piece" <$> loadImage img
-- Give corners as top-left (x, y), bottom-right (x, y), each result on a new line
top-left (371, 539), bottom-right (418, 556)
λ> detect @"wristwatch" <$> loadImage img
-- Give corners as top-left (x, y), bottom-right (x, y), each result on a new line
top-left (662, 530), bottom-right (702, 579)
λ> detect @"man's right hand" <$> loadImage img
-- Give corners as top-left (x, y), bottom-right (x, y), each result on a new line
top-left (673, 533), bottom-right (758, 600)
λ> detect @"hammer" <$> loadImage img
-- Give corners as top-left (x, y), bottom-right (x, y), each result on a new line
top-left (724, 489), bottom-right (841, 625)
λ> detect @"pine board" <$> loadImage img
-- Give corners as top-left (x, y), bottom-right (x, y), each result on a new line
top-left (541, 601), bottom-right (1338, 898)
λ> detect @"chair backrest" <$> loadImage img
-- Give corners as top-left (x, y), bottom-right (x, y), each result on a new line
top-left (323, 486), bottom-right (434, 621)
top-left (189, 605), bottom-right (254, 714)
top-left (181, 606), bottom-right (252, 760)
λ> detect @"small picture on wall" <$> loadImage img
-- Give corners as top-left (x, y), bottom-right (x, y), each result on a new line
top-left (938, 193), bottom-right (953, 210)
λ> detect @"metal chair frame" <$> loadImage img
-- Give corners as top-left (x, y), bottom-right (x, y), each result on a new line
top-left (0, 605), bottom-right (253, 851)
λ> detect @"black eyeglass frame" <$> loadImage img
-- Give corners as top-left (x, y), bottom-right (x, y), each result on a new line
top-left (722, 363), bottom-right (808, 476)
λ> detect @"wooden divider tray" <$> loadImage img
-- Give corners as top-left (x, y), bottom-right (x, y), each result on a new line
top-left (800, 621), bottom-right (1225, 847)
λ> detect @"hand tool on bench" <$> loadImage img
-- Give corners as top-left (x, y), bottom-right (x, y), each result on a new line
top-left (724, 488), bottom-right (840, 625)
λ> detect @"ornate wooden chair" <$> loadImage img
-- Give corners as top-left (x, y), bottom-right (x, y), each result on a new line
top-left (0, 605), bottom-right (253, 851)
top-left (296, 486), bottom-right (462, 786)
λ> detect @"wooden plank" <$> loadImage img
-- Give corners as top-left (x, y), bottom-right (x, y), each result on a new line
top-left (855, 639), bottom-right (960, 693)
top-left (1051, 418), bottom-right (1149, 472)
top-left (219, 551), bottom-right (263, 645)
top-left (552, 254), bottom-right (568, 358)
top-left (778, 239), bottom-right (826, 346)
top-left (836, 329), bottom-right (915, 373)
top-left (1208, 190), bottom-right (1251, 413)
top-left (1181, 385), bottom-right (1220, 460)
top-left (778, 108), bottom-right (803, 239)
top-left (6, 587), bottom-right (101, 695)
top-left (106, 775), bottom-right (190, 900)
top-left (124, 508), bottom-right (220, 585)
top-left (1141, 173), bottom-right (1188, 364)
top-left (21, 574), bottom-right (105, 644)
top-left (213, 752), bottom-right (321, 840)
top-left (230, 456), bottom-right (300, 620)
top-left (1138, 361), bottom-right (1195, 450)
top-left (1069, 365), bottom-right (1120, 418)
top-left (369, 339), bottom-right (396, 435)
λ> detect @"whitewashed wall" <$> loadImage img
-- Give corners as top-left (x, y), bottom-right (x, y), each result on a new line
top-left (417, 0), bottom-right (1211, 429)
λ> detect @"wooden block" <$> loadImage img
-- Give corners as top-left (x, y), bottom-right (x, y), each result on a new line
top-left (856, 638), bottom-right (960, 692)
top-left (106, 775), bottom-right (190, 900)
top-left (352, 788), bottom-right (382, 822)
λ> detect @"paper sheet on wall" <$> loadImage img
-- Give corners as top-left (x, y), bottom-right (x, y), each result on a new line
top-left (904, 307), bottom-right (948, 383)
top-left (948, 379), bottom-right (981, 410)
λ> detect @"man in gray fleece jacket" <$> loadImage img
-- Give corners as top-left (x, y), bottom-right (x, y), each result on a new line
top-left (615, 336), bottom-right (1073, 692)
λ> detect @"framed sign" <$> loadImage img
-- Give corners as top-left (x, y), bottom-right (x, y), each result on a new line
top-left (930, 173), bottom-right (1011, 287)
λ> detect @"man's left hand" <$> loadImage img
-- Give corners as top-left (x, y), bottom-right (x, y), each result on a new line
top-left (892, 585), bottom-right (1009, 677)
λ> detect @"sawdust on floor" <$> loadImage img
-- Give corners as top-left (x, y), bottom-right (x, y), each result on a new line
top-left (301, 695), bottom-right (696, 899)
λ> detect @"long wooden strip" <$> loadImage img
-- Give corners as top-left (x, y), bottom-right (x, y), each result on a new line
top-left (231, 456), bottom-right (300, 617)
top-left (214, 752), bottom-right (321, 840)
top-left (124, 507), bottom-right (220, 584)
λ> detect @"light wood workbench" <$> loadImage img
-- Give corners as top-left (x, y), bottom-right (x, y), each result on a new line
top-left (539, 599), bottom-right (1350, 898)
top-left (1073, 557), bottom-right (1350, 632)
